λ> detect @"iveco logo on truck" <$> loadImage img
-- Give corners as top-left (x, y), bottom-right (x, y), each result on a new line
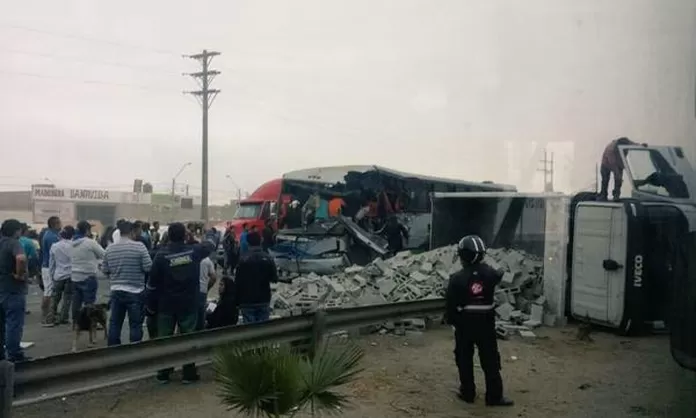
top-left (633, 255), bottom-right (643, 288)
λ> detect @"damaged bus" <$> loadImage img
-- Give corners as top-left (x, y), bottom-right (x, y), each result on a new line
top-left (271, 165), bottom-right (514, 274)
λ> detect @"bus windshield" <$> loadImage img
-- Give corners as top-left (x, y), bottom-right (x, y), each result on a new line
top-left (234, 203), bottom-right (263, 219)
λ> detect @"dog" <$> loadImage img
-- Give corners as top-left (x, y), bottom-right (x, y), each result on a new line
top-left (72, 303), bottom-right (109, 352)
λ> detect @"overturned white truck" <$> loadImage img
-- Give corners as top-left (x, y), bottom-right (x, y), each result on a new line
top-left (430, 144), bottom-right (696, 371)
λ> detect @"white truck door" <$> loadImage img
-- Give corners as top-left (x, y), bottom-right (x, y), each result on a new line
top-left (571, 202), bottom-right (628, 327)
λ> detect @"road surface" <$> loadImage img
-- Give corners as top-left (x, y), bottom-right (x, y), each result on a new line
top-left (15, 323), bottom-right (696, 417)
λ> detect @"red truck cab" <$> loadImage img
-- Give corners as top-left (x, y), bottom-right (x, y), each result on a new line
top-left (224, 179), bottom-right (282, 239)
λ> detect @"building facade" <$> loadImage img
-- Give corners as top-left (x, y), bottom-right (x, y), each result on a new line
top-left (0, 186), bottom-right (237, 231)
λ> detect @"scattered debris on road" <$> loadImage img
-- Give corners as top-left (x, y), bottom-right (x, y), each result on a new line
top-left (271, 245), bottom-right (550, 337)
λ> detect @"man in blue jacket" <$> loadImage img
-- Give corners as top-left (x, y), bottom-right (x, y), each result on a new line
top-left (18, 224), bottom-right (38, 277)
top-left (40, 216), bottom-right (61, 326)
top-left (239, 223), bottom-right (249, 255)
top-left (147, 222), bottom-right (203, 384)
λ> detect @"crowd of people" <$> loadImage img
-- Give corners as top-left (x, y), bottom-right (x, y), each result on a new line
top-left (0, 215), bottom-right (284, 383)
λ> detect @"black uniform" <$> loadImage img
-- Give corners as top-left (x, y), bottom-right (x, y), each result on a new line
top-left (262, 225), bottom-right (275, 252)
top-left (222, 231), bottom-right (238, 273)
top-left (284, 206), bottom-right (302, 229)
top-left (147, 240), bottom-right (204, 382)
top-left (383, 222), bottom-right (409, 254)
top-left (446, 235), bottom-right (512, 406)
top-left (207, 276), bottom-right (239, 329)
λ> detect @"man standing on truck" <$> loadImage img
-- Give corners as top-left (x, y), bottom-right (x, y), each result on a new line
top-left (599, 137), bottom-right (645, 201)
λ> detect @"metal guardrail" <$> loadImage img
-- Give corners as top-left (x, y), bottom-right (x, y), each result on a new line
top-left (2, 299), bottom-right (445, 414)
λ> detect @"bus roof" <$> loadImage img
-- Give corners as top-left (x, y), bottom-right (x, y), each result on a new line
top-left (282, 165), bottom-right (516, 191)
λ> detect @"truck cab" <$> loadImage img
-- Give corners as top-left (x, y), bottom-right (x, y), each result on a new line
top-left (226, 179), bottom-right (281, 239)
top-left (567, 145), bottom-right (696, 371)
top-left (569, 199), bottom-right (689, 331)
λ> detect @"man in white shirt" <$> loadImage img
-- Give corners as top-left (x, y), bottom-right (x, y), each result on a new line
top-left (111, 219), bottom-right (126, 245)
top-left (48, 226), bottom-right (74, 325)
top-left (197, 241), bottom-right (217, 330)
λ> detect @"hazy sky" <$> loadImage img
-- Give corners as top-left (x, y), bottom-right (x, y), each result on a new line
top-left (1, 0), bottom-right (695, 203)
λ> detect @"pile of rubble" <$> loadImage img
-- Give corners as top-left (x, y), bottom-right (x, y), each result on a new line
top-left (271, 245), bottom-right (550, 337)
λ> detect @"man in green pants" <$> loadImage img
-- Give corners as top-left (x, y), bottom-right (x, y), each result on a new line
top-left (147, 222), bottom-right (204, 384)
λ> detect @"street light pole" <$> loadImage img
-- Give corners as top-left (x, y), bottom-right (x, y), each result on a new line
top-left (225, 175), bottom-right (242, 202)
top-left (172, 162), bottom-right (192, 197)
top-left (171, 163), bottom-right (192, 220)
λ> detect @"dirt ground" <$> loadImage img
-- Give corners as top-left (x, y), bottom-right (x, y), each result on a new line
top-left (15, 324), bottom-right (696, 418)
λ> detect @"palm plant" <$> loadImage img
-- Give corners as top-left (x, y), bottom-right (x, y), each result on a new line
top-left (213, 340), bottom-right (364, 417)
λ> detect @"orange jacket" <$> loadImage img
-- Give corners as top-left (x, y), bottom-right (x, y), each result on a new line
top-left (328, 198), bottom-right (345, 217)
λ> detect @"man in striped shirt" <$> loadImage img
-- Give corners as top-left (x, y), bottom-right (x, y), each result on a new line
top-left (102, 221), bottom-right (152, 346)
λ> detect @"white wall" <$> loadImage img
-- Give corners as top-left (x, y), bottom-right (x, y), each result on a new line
top-left (0, 211), bottom-right (33, 225)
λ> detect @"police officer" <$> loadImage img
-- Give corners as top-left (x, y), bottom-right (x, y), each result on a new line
top-left (446, 235), bottom-right (513, 406)
top-left (147, 222), bottom-right (204, 384)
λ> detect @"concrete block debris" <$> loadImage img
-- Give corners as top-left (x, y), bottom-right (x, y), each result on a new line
top-left (394, 318), bottom-right (426, 330)
top-left (519, 330), bottom-right (537, 338)
top-left (522, 320), bottom-right (542, 328)
top-left (495, 303), bottom-right (514, 321)
top-left (270, 244), bottom-right (547, 334)
top-left (495, 324), bottom-right (510, 340)
top-left (530, 303), bottom-right (544, 323)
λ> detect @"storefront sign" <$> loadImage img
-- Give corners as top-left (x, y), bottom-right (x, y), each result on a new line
top-left (31, 187), bottom-right (151, 204)
top-left (33, 201), bottom-right (76, 224)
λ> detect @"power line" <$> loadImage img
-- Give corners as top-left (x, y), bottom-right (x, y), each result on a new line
top-left (0, 22), bottom-right (182, 57)
top-left (0, 69), bottom-right (180, 94)
top-left (1, 47), bottom-right (180, 75)
top-left (184, 50), bottom-right (221, 224)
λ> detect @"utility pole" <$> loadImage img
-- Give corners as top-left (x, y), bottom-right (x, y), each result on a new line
top-left (537, 148), bottom-right (555, 192)
top-left (184, 50), bottom-right (221, 224)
